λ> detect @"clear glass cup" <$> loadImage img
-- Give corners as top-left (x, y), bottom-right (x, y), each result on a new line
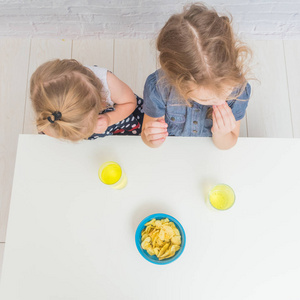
top-left (207, 184), bottom-right (235, 210)
top-left (98, 161), bottom-right (127, 190)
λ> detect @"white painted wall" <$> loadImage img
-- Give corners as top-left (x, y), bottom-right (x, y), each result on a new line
top-left (0, 0), bottom-right (299, 39)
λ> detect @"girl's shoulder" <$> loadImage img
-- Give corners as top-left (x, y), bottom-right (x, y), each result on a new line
top-left (230, 82), bottom-right (251, 101)
top-left (86, 65), bottom-right (110, 82)
top-left (145, 69), bottom-right (167, 85)
top-left (144, 69), bottom-right (160, 88)
top-left (86, 65), bottom-right (113, 105)
top-left (144, 69), bottom-right (173, 102)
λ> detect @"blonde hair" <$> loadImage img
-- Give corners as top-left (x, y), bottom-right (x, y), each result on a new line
top-left (157, 2), bottom-right (252, 103)
top-left (30, 59), bottom-right (106, 141)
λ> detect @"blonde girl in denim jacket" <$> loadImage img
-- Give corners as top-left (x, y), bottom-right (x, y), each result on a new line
top-left (142, 3), bottom-right (252, 150)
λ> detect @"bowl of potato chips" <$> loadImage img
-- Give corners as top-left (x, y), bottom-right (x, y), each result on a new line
top-left (135, 213), bottom-right (186, 265)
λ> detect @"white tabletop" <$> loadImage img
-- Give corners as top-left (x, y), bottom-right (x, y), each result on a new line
top-left (1, 135), bottom-right (300, 300)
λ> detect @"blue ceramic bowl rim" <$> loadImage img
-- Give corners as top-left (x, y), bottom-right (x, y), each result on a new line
top-left (135, 213), bottom-right (186, 265)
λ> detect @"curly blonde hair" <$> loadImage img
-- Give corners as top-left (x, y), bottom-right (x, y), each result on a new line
top-left (30, 59), bottom-right (107, 141)
top-left (157, 2), bottom-right (252, 103)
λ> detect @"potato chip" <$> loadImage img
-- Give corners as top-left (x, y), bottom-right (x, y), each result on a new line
top-left (146, 248), bottom-right (155, 256)
top-left (140, 218), bottom-right (181, 261)
top-left (173, 245), bottom-right (181, 252)
top-left (141, 237), bottom-right (151, 249)
top-left (145, 219), bottom-right (156, 226)
top-left (159, 245), bottom-right (174, 260)
top-left (169, 222), bottom-right (175, 228)
top-left (153, 247), bottom-right (160, 256)
top-left (158, 243), bottom-right (170, 257)
top-left (164, 245), bottom-right (176, 259)
top-left (156, 238), bottom-right (164, 247)
top-left (171, 236), bottom-right (181, 245)
top-left (141, 233), bottom-right (148, 242)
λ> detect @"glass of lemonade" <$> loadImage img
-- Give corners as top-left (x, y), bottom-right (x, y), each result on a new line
top-left (98, 161), bottom-right (127, 190)
top-left (208, 184), bottom-right (235, 210)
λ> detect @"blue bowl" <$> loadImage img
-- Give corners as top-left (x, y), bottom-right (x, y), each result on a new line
top-left (135, 213), bottom-right (186, 265)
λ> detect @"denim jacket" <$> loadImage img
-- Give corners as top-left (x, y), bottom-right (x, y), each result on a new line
top-left (143, 69), bottom-right (251, 137)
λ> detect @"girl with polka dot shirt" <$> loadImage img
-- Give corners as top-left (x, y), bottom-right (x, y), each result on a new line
top-left (30, 59), bottom-right (144, 141)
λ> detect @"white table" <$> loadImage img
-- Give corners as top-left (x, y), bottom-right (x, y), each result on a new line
top-left (1, 135), bottom-right (300, 300)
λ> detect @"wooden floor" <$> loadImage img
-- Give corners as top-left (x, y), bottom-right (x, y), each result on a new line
top-left (0, 38), bottom-right (300, 278)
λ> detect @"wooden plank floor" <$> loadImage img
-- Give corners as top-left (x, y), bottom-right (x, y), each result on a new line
top-left (0, 243), bottom-right (3, 280)
top-left (246, 40), bottom-right (293, 138)
top-left (284, 40), bottom-right (300, 138)
top-left (0, 38), bottom-right (299, 279)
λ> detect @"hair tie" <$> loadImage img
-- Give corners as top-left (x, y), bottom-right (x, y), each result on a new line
top-left (47, 111), bottom-right (62, 123)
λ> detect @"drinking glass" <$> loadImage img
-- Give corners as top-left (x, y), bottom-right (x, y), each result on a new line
top-left (208, 184), bottom-right (235, 210)
top-left (98, 161), bottom-right (127, 190)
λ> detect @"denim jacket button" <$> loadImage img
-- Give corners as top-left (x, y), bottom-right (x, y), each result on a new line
top-left (193, 121), bottom-right (198, 125)
top-left (171, 117), bottom-right (175, 121)
top-left (193, 130), bottom-right (197, 133)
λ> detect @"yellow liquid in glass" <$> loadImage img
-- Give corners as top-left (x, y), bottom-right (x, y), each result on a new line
top-left (209, 184), bottom-right (235, 210)
top-left (99, 162), bottom-right (127, 190)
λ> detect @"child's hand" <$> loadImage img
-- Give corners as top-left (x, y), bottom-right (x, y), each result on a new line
top-left (94, 114), bottom-right (110, 134)
top-left (211, 103), bottom-right (236, 136)
top-left (143, 118), bottom-right (168, 147)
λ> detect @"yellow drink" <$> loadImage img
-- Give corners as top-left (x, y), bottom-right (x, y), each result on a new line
top-left (98, 161), bottom-right (127, 190)
top-left (208, 184), bottom-right (235, 210)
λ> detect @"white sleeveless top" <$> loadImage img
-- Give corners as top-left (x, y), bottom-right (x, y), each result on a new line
top-left (86, 65), bottom-right (114, 107)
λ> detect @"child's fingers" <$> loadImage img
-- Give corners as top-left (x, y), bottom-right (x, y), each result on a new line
top-left (211, 113), bottom-right (215, 133)
top-left (144, 120), bottom-right (168, 137)
top-left (223, 103), bottom-right (234, 119)
top-left (225, 104), bottom-right (237, 129)
top-left (148, 132), bottom-right (168, 141)
top-left (218, 105), bottom-right (231, 126)
top-left (212, 111), bottom-right (219, 132)
top-left (151, 137), bottom-right (166, 146)
top-left (94, 122), bottom-right (108, 134)
top-left (157, 117), bottom-right (167, 123)
top-left (212, 112), bottom-right (220, 133)
top-left (222, 103), bottom-right (236, 129)
top-left (213, 106), bottom-right (225, 128)
top-left (147, 120), bottom-right (168, 128)
top-left (213, 104), bottom-right (237, 135)
top-left (144, 126), bottom-right (168, 135)
top-left (223, 102), bottom-right (232, 114)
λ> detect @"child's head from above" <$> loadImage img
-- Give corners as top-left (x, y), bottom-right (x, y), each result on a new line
top-left (30, 59), bottom-right (105, 141)
top-left (157, 2), bottom-right (251, 105)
